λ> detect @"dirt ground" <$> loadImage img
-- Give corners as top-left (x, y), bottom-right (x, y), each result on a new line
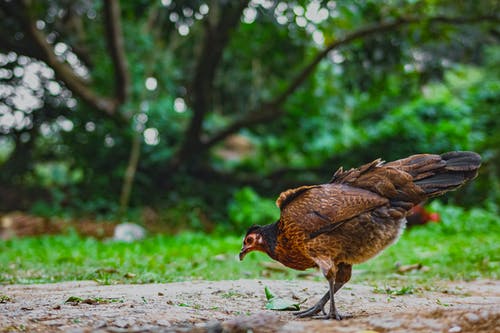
top-left (1, 279), bottom-right (499, 333)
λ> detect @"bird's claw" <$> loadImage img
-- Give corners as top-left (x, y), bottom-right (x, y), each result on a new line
top-left (294, 305), bottom-right (325, 318)
top-left (295, 305), bottom-right (351, 320)
top-left (314, 311), bottom-right (351, 320)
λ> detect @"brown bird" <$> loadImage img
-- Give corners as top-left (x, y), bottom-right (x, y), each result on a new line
top-left (239, 151), bottom-right (481, 320)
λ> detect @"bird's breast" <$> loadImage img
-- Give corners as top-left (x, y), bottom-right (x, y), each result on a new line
top-left (273, 231), bottom-right (316, 270)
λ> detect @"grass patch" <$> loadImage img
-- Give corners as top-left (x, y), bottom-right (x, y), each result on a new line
top-left (0, 294), bottom-right (13, 303)
top-left (0, 202), bottom-right (498, 285)
top-left (64, 296), bottom-right (123, 305)
top-left (372, 285), bottom-right (416, 296)
top-left (0, 231), bottom-right (291, 284)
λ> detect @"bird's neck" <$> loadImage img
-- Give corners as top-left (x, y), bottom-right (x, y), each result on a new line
top-left (259, 221), bottom-right (279, 258)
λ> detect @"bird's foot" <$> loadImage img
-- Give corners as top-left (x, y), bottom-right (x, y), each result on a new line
top-left (294, 301), bottom-right (328, 318)
top-left (315, 310), bottom-right (351, 321)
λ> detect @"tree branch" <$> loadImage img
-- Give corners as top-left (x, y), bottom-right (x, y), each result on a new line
top-left (55, 4), bottom-right (95, 69)
top-left (203, 103), bottom-right (284, 148)
top-left (172, 0), bottom-right (249, 166)
top-left (14, 0), bottom-right (127, 122)
top-left (203, 14), bottom-right (500, 148)
top-left (103, 0), bottom-right (130, 104)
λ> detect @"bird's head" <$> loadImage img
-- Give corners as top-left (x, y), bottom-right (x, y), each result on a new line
top-left (239, 225), bottom-right (267, 261)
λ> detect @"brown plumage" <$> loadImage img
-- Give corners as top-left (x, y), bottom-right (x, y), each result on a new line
top-left (239, 151), bottom-right (481, 320)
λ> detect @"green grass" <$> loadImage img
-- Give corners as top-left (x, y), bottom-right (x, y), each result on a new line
top-left (0, 202), bottom-right (498, 285)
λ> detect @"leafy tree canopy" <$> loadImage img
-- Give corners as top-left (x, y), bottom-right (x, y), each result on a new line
top-left (0, 0), bottom-right (498, 226)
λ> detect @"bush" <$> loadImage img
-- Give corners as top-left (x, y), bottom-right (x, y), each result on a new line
top-left (227, 187), bottom-right (280, 233)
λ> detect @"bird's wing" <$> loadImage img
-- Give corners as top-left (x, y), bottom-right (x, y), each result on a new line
top-left (330, 158), bottom-right (424, 203)
top-left (276, 185), bottom-right (320, 210)
top-left (279, 184), bottom-right (389, 237)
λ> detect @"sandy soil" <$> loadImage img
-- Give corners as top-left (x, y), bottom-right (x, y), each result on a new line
top-left (1, 279), bottom-right (499, 333)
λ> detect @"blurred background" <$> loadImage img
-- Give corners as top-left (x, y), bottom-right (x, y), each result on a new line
top-left (0, 0), bottom-right (499, 237)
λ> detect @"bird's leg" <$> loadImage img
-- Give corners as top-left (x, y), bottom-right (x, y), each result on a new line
top-left (317, 263), bottom-right (353, 320)
top-left (294, 282), bottom-right (345, 317)
top-left (320, 276), bottom-right (344, 320)
top-left (294, 263), bottom-right (352, 319)
top-left (294, 291), bottom-right (330, 317)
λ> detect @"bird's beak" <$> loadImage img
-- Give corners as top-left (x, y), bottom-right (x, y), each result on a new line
top-left (239, 245), bottom-right (250, 261)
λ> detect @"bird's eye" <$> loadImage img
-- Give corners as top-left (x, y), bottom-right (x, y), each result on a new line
top-left (246, 236), bottom-right (254, 244)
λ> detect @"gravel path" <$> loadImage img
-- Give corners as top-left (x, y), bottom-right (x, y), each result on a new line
top-left (1, 279), bottom-right (499, 332)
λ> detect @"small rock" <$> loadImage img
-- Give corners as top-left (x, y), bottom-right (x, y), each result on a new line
top-left (214, 254), bottom-right (227, 261)
top-left (423, 319), bottom-right (444, 331)
top-left (479, 310), bottom-right (490, 320)
top-left (409, 320), bottom-right (426, 329)
top-left (448, 325), bottom-right (461, 333)
top-left (65, 328), bottom-right (86, 333)
top-left (112, 318), bottom-right (135, 328)
top-left (369, 318), bottom-right (403, 330)
top-left (156, 319), bottom-right (171, 326)
top-left (112, 223), bottom-right (146, 242)
top-left (463, 312), bottom-right (480, 323)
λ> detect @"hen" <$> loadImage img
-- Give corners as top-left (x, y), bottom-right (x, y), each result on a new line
top-left (239, 151), bottom-right (481, 319)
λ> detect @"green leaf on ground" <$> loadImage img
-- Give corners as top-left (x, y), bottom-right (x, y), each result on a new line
top-left (264, 286), bottom-right (275, 300)
top-left (264, 286), bottom-right (305, 311)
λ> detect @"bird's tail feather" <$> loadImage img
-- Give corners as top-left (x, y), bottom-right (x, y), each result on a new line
top-left (387, 151), bottom-right (481, 198)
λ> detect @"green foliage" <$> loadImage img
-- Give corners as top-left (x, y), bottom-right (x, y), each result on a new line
top-left (0, 0), bottom-right (498, 226)
top-left (33, 162), bottom-right (83, 187)
top-left (0, 138), bottom-right (14, 164)
top-left (0, 203), bottom-right (498, 285)
top-left (154, 199), bottom-right (213, 232)
top-left (373, 285), bottom-right (415, 296)
top-left (227, 187), bottom-right (280, 233)
top-left (0, 295), bottom-right (12, 303)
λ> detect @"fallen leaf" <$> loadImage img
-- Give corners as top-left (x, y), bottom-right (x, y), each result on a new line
top-left (264, 286), bottom-right (275, 300)
top-left (65, 296), bottom-right (83, 304)
top-left (264, 286), bottom-right (306, 311)
top-left (397, 263), bottom-right (422, 273)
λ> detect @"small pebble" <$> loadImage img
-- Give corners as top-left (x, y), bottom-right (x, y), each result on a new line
top-left (448, 325), bottom-right (461, 333)
top-left (369, 318), bottom-right (402, 329)
top-left (463, 313), bottom-right (480, 323)
top-left (112, 318), bottom-right (135, 328)
top-left (156, 319), bottom-right (171, 326)
top-left (479, 310), bottom-right (490, 320)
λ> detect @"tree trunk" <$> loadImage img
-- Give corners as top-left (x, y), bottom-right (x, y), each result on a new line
top-left (119, 132), bottom-right (141, 218)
